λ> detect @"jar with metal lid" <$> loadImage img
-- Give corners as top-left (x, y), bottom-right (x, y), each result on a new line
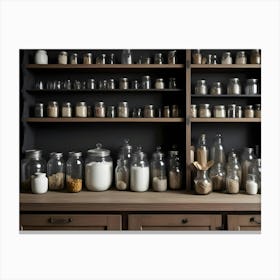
top-left (47, 152), bottom-right (65, 190)
top-left (163, 106), bottom-right (170, 118)
top-left (73, 80), bottom-right (81, 90)
top-left (212, 54), bottom-right (218, 64)
top-left (96, 54), bottom-right (106, 64)
top-left (144, 105), bottom-right (155, 118)
top-left (47, 101), bottom-right (59, 117)
top-left (118, 102), bottom-right (129, 117)
top-left (131, 80), bottom-right (139, 89)
top-left (210, 82), bottom-right (223, 95)
top-left (34, 50), bottom-right (48, 64)
top-left (34, 103), bottom-right (44, 117)
top-left (64, 79), bottom-right (71, 90)
top-left (221, 52), bottom-right (232, 64)
top-left (66, 152), bottom-right (83, 193)
top-left (62, 102), bottom-right (72, 118)
top-left (132, 107), bottom-right (142, 118)
top-left (151, 147), bottom-right (167, 192)
top-left (245, 79), bottom-right (259, 95)
top-left (58, 51), bottom-right (68, 64)
top-left (87, 78), bottom-right (96, 90)
top-left (168, 50), bottom-right (177, 64)
top-left (244, 105), bottom-right (254, 118)
top-left (195, 79), bottom-right (208, 95)
top-left (171, 105), bottom-right (179, 117)
top-left (109, 53), bottom-right (115, 64)
top-left (141, 76), bottom-right (151, 89)
top-left (241, 147), bottom-right (256, 190)
top-left (227, 104), bottom-right (236, 118)
top-left (107, 79), bottom-right (116, 90)
top-left (168, 149), bottom-right (182, 190)
top-left (235, 51), bottom-right (247, 64)
top-left (118, 139), bottom-right (133, 165)
top-left (156, 107), bottom-right (162, 117)
top-left (155, 78), bottom-right (165, 89)
top-left (199, 104), bottom-right (211, 118)
top-left (227, 78), bottom-right (241, 95)
top-left (250, 49), bottom-right (261, 64)
top-left (106, 106), bottom-right (115, 118)
top-left (213, 105), bottom-right (226, 118)
top-left (35, 80), bottom-right (44, 90)
top-left (236, 105), bottom-right (242, 118)
top-left (87, 105), bottom-right (92, 117)
top-left (119, 77), bottom-right (129, 90)
top-left (190, 104), bottom-right (197, 118)
top-left (70, 53), bottom-right (78, 64)
top-left (94, 101), bottom-right (106, 118)
top-left (75, 101), bottom-right (87, 117)
top-left (121, 50), bottom-right (132, 64)
top-left (83, 53), bottom-right (92, 64)
top-left (115, 155), bottom-right (129, 191)
top-left (168, 78), bottom-right (177, 89)
top-left (192, 49), bottom-right (202, 64)
top-left (254, 104), bottom-right (261, 118)
top-left (85, 143), bottom-right (113, 191)
top-left (154, 53), bottom-right (163, 64)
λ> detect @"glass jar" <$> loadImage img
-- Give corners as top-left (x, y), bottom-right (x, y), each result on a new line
top-left (131, 80), bottom-right (139, 89)
top-left (64, 79), bottom-right (71, 90)
top-left (168, 150), bottom-right (182, 190)
top-left (244, 105), bottom-right (254, 118)
top-left (227, 104), bottom-right (236, 118)
top-left (34, 50), bottom-right (48, 64)
top-left (190, 104), bottom-right (197, 118)
top-left (118, 139), bottom-right (133, 165)
top-left (47, 152), bottom-right (65, 190)
top-left (95, 102), bottom-right (106, 118)
top-left (227, 78), bottom-right (241, 95)
top-left (235, 51), bottom-right (247, 64)
top-left (171, 105), bottom-right (179, 117)
top-left (73, 80), bottom-right (81, 90)
top-left (154, 53), bottom-right (163, 64)
top-left (194, 170), bottom-right (212, 195)
top-left (70, 53), bottom-right (78, 64)
top-left (207, 54), bottom-right (212, 64)
top-left (212, 54), bottom-right (218, 64)
top-left (62, 102), bottom-right (72, 118)
top-left (197, 134), bottom-right (208, 168)
top-left (121, 49), bottom-right (132, 64)
top-left (132, 107), bottom-right (142, 118)
top-left (107, 79), bottom-right (116, 90)
top-left (226, 151), bottom-right (241, 181)
top-left (141, 76), bottom-right (151, 89)
top-left (213, 105), bottom-right (226, 118)
top-left (130, 147), bottom-right (150, 192)
top-left (75, 101), bottom-right (87, 117)
top-left (34, 103), bottom-right (44, 117)
top-left (245, 174), bottom-right (258, 195)
top-left (47, 101), bottom-right (59, 117)
top-left (199, 104), bottom-right (211, 118)
top-left (87, 78), bottom-right (96, 90)
top-left (168, 50), bottom-right (177, 64)
top-left (210, 163), bottom-right (226, 191)
top-left (249, 158), bottom-right (261, 193)
top-left (96, 54), bottom-right (106, 64)
top-left (254, 104), bottom-right (261, 118)
top-left (210, 82), bottom-right (223, 95)
top-left (58, 51), bottom-right (68, 64)
top-left (195, 79), bottom-right (208, 95)
top-left (221, 52), bottom-right (232, 64)
top-left (210, 134), bottom-right (225, 165)
top-left (245, 79), bottom-right (259, 95)
top-left (83, 53), bottom-right (92, 64)
top-left (241, 148), bottom-right (256, 190)
top-left (109, 53), bottom-right (115, 64)
top-left (250, 49), bottom-right (261, 64)
top-left (226, 169), bottom-right (240, 194)
top-left (151, 147), bottom-right (167, 192)
top-left (106, 106), bottom-right (115, 118)
top-left (168, 78), bottom-right (177, 89)
top-left (144, 105), bottom-right (155, 118)
top-left (236, 106), bottom-right (242, 118)
top-left (163, 106), bottom-right (170, 117)
top-left (119, 77), bottom-right (129, 90)
top-left (85, 143), bottom-right (113, 191)
top-left (118, 102), bottom-right (129, 117)
top-left (155, 78), bottom-right (165, 89)
top-left (192, 49), bottom-right (202, 64)
top-left (87, 105), bottom-right (92, 117)
top-left (35, 80), bottom-right (44, 90)
top-left (66, 152), bottom-right (83, 193)
top-left (142, 57), bottom-right (151, 64)
top-left (115, 156), bottom-right (129, 191)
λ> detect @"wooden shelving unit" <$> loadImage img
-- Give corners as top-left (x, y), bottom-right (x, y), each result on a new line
top-left (191, 94), bottom-right (261, 98)
top-left (191, 64), bottom-right (261, 69)
top-left (190, 118), bottom-right (261, 123)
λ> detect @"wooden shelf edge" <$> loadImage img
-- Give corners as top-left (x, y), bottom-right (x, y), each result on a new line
top-left (191, 64), bottom-right (261, 69)
top-left (191, 94), bottom-right (261, 98)
top-left (27, 89), bottom-right (184, 93)
top-left (191, 118), bottom-right (261, 123)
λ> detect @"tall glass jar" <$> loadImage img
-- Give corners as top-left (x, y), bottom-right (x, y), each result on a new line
top-left (195, 79), bottom-right (208, 95)
top-left (227, 104), bottom-right (236, 118)
top-left (150, 147), bottom-right (167, 192)
top-left (144, 105), bottom-right (155, 118)
top-left (210, 134), bottom-right (225, 165)
top-left (141, 76), bottom-right (151, 89)
top-left (62, 102), bottom-right (72, 118)
top-left (169, 78), bottom-right (177, 89)
top-left (235, 51), bottom-right (247, 64)
top-left (115, 156), bottom-right (129, 191)
top-left (192, 49), bottom-right (202, 64)
top-left (250, 49), bottom-right (261, 64)
top-left (130, 147), bottom-right (150, 192)
top-left (241, 148), bottom-right (256, 190)
top-left (194, 170), bottom-right (212, 195)
top-left (119, 77), bottom-right (129, 90)
top-left (66, 152), bottom-right (83, 193)
top-left (47, 101), bottom-right (59, 117)
top-left (85, 143), bottom-right (113, 191)
top-left (226, 152), bottom-right (241, 182)
top-left (35, 103), bottom-right (44, 117)
top-left (58, 51), bottom-right (68, 64)
top-left (168, 150), bottom-right (182, 190)
top-left (121, 50), bottom-right (132, 64)
top-left (154, 53), bottom-right (163, 64)
top-left (249, 158), bottom-right (261, 193)
top-left (118, 139), bottom-right (133, 165)
top-left (245, 79), bottom-right (258, 95)
top-left (209, 163), bottom-right (226, 191)
top-left (47, 152), bottom-right (65, 190)
top-left (95, 102), bottom-right (106, 118)
top-left (168, 50), bottom-right (177, 64)
top-left (210, 82), bottom-right (223, 95)
top-left (76, 101), bottom-right (87, 117)
top-left (226, 169), bottom-right (240, 194)
top-left (221, 52), bottom-right (232, 64)
top-left (83, 53), bottom-right (92, 64)
top-left (70, 53), bottom-right (78, 64)
top-left (118, 102), bottom-right (129, 117)
top-left (227, 78), bottom-right (241, 95)
top-left (197, 134), bottom-right (208, 168)
top-left (245, 174), bottom-right (258, 195)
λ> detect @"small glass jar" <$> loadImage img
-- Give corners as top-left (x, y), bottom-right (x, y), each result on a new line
top-left (47, 152), bottom-right (65, 190)
top-left (192, 49), bottom-right (202, 64)
top-left (64, 79), bottom-right (72, 90)
top-left (115, 156), bottom-right (129, 191)
top-left (83, 53), bottom-right (92, 64)
top-left (109, 53), bottom-right (115, 64)
top-left (143, 57), bottom-right (151, 64)
top-left (107, 79), bottom-right (116, 90)
top-left (168, 50), bottom-right (177, 64)
top-left (144, 105), bottom-right (155, 118)
top-left (34, 103), bottom-right (44, 117)
top-left (194, 170), bottom-right (212, 195)
top-left (250, 49), bottom-right (261, 64)
top-left (168, 151), bottom-right (182, 190)
top-left (190, 104), bottom-right (197, 118)
top-left (163, 106), bottom-right (170, 118)
top-left (227, 104), bottom-right (236, 118)
top-left (87, 106), bottom-right (92, 117)
top-left (75, 101), bottom-right (87, 117)
top-left (118, 102), bottom-right (129, 118)
top-left (34, 50), bottom-right (48, 64)
top-left (47, 101), bottom-right (59, 118)
top-left (96, 54), bottom-right (106, 64)
top-left (73, 80), bottom-right (81, 90)
top-left (199, 104), bottom-right (211, 118)
top-left (210, 82), bottom-right (223, 95)
top-left (168, 78), bottom-right (177, 89)
top-left (95, 102), bottom-right (106, 118)
top-left (131, 80), bottom-right (139, 89)
top-left (155, 78), bottom-right (165, 89)
top-left (245, 79), bottom-right (259, 95)
top-left (87, 78), bottom-right (96, 90)
top-left (141, 76), bottom-right (151, 89)
top-left (151, 147), bottom-right (167, 192)
top-left (254, 104), bottom-right (261, 118)
top-left (241, 148), bottom-right (256, 190)
top-left (62, 102), bottom-right (72, 118)
top-left (70, 53), bottom-right (78, 64)
top-left (121, 50), bottom-right (132, 64)
top-left (245, 174), bottom-right (258, 195)
top-left (119, 77), bottom-right (129, 90)
top-left (132, 107), bottom-right (142, 118)
top-left (212, 54), bottom-right (218, 64)
top-left (195, 79), bottom-right (208, 95)
top-left (35, 80), bottom-right (44, 90)
top-left (236, 106), bottom-right (242, 118)
top-left (244, 105), bottom-right (254, 118)
top-left (213, 105), bottom-right (226, 118)
top-left (226, 169), bottom-right (240, 194)
top-left (235, 51), bottom-right (247, 64)
top-left (106, 106), bottom-right (115, 118)
top-left (221, 52), bottom-right (232, 64)
top-left (210, 163), bottom-right (226, 191)
top-left (58, 51), bottom-right (68, 64)
top-left (66, 152), bottom-right (83, 193)
top-left (171, 105), bottom-right (179, 117)
top-left (207, 54), bottom-right (212, 64)
top-left (227, 78), bottom-right (241, 95)
top-left (154, 53), bottom-right (163, 64)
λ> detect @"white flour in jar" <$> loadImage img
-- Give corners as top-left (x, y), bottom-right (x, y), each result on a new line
top-left (130, 166), bottom-right (149, 192)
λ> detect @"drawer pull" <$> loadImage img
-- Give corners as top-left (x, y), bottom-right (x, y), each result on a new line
top-left (249, 217), bottom-right (261, 225)
top-left (48, 217), bottom-right (73, 225)
top-left (181, 218), bottom-right (188, 224)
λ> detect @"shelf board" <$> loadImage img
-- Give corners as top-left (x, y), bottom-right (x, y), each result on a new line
top-left (191, 64), bottom-right (261, 69)
top-left (26, 117), bottom-right (185, 123)
top-left (191, 94), bottom-right (261, 98)
top-left (191, 118), bottom-right (261, 123)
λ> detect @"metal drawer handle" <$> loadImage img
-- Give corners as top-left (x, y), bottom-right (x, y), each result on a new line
top-left (181, 218), bottom-right (188, 224)
top-left (250, 217), bottom-right (261, 225)
top-left (48, 217), bottom-right (73, 225)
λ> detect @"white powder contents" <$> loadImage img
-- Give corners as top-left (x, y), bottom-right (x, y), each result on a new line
top-left (76, 106), bottom-right (87, 117)
top-left (152, 177), bottom-right (167, 192)
top-left (245, 180), bottom-right (258, 195)
top-left (130, 166), bottom-right (149, 192)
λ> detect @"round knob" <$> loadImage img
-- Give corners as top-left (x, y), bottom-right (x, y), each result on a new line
top-left (181, 218), bottom-right (188, 224)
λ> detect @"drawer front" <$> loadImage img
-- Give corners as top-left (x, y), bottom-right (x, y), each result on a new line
top-left (20, 214), bottom-right (122, 231)
top-left (128, 214), bottom-right (222, 231)
top-left (227, 215), bottom-right (261, 231)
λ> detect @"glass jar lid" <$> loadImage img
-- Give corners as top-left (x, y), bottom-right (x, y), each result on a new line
top-left (152, 146), bottom-right (164, 160)
top-left (60, 51), bottom-right (67, 55)
top-left (63, 102), bottom-right (72, 107)
top-left (77, 101), bottom-right (86, 106)
top-left (120, 77), bottom-right (128, 81)
top-left (50, 152), bottom-right (63, 158)
top-left (68, 151), bottom-right (82, 157)
top-left (144, 105), bottom-right (154, 109)
top-left (199, 104), bottom-right (210, 109)
top-left (156, 78), bottom-right (164, 82)
top-left (119, 101), bottom-right (128, 107)
top-left (247, 78), bottom-right (258, 83)
top-left (245, 105), bottom-right (253, 109)
top-left (214, 105), bottom-right (225, 110)
top-left (84, 53), bottom-right (92, 57)
top-left (120, 139), bottom-right (133, 154)
top-left (95, 101), bottom-right (104, 106)
top-left (196, 79), bottom-right (206, 84)
top-left (133, 146), bottom-right (146, 160)
top-left (212, 81), bottom-right (222, 86)
top-left (88, 143), bottom-right (110, 157)
top-left (48, 101), bottom-right (58, 106)
top-left (229, 78), bottom-right (240, 82)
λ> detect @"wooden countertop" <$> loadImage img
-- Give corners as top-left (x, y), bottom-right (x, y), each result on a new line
top-left (20, 190), bottom-right (261, 212)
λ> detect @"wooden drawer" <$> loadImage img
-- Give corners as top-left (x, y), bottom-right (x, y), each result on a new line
top-left (227, 214), bottom-right (261, 231)
top-left (128, 214), bottom-right (222, 231)
top-left (20, 214), bottom-right (122, 231)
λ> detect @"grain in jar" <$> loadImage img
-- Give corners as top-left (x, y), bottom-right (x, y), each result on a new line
top-left (235, 51), bottom-right (247, 64)
top-left (66, 152), bottom-right (83, 193)
top-left (194, 170), bottom-right (212, 195)
top-left (245, 79), bottom-right (258, 95)
top-left (83, 53), bottom-right (92, 64)
top-left (250, 49), bottom-right (261, 64)
top-left (221, 52), bottom-right (232, 64)
top-left (75, 102), bottom-right (87, 117)
top-left (226, 170), bottom-right (240, 194)
top-left (192, 49), bottom-right (202, 64)
top-left (144, 105), bottom-right (155, 118)
top-left (244, 105), bottom-right (254, 118)
top-left (95, 102), bottom-right (106, 118)
top-left (58, 51), bottom-right (68, 64)
top-left (195, 79), bottom-right (208, 95)
top-left (70, 53), bottom-right (78, 64)
top-left (47, 101), bottom-right (59, 117)
top-left (197, 134), bottom-right (208, 168)
top-left (210, 82), bottom-right (223, 95)
top-left (199, 104), bottom-right (211, 118)
top-left (254, 104), bottom-right (261, 118)
top-left (118, 102), bottom-right (129, 118)
top-left (190, 104), bottom-right (197, 118)
top-left (155, 78), bottom-right (165, 89)
top-left (62, 102), bottom-right (72, 117)
top-left (227, 78), bottom-right (241, 95)
top-left (213, 105), bottom-right (226, 118)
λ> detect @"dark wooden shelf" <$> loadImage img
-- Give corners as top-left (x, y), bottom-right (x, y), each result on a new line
top-left (191, 118), bottom-right (261, 123)
top-left (191, 94), bottom-right (261, 98)
top-left (191, 64), bottom-right (261, 69)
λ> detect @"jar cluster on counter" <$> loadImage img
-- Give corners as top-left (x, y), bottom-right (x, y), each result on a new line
top-left (192, 50), bottom-right (261, 64)
top-left (190, 104), bottom-right (261, 118)
top-left (194, 78), bottom-right (259, 95)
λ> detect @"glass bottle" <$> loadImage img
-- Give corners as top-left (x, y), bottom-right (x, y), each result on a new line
top-left (195, 79), bottom-right (208, 95)
top-left (241, 148), bottom-right (256, 190)
top-left (194, 170), bottom-right (212, 195)
top-left (197, 134), bottom-right (208, 168)
top-left (115, 156), bottom-right (129, 191)
top-left (210, 134), bottom-right (225, 165)
top-left (168, 149), bottom-right (182, 190)
top-left (250, 49), bottom-right (261, 64)
top-left (118, 101), bottom-right (129, 117)
top-left (209, 163), bottom-right (226, 191)
top-left (34, 103), bottom-right (44, 117)
top-left (192, 49), bottom-right (202, 64)
top-left (249, 158), bottom-right (261, 193)
top-left (154, 53), bottom-right (163, 64)
top-left (221, 52), bottom-right (232, 64)
top-left (66, 152), bottom-right (83, 193)
top-left (47, 152), bottom-right (65, 190)
top-left (141, 76), bottom-right (151, 89)
top-left (226, 169), bottom-right (240, 194)
top-left (118, 139), bottom-right (133, 166)
top-left (245, 174), bottom-right (258, 195)
top-left (168, 50), bottom-right (177, 64)
top-left (226, 151), bottom-right (242, 182)
top-left (150, 147), bottom-right (167, 192)
top-left (169, 78), bottom-right (177, 89)
top-left (245, 79), bottom-right (259, 95)
top-left (121, 49), bottom-right (132, 64)
top-left (235, 51), bottom-right (247, 64)
top-left (227, 78), bottom-right (241, 95)
top-left (109, 53), bottom-right (115, 64)
top-left (62, 102), bottom-right (72, 118)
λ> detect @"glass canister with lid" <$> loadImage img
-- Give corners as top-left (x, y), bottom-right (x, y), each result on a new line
top-left (119, 139), bottom-right (133, 165)
top-left (210, 82), bottom-right (223, 95)
top-left (47, 101), bottom-right (59, 117)
top-left (35, 103), bottom-right (44, 117)
top-left (142, 76), bottom-right (151, 89)
top-left (144, 105), bottom-right (155, 118)
top-left (66, 152), bottom-right (83, 193)
top-left (35, 50), bottom-right (48, 64)
top-left (154, 53), bottom-right (163, 64)
top-left (118, 102), bottom-right (129, 117)
top-left (85, 143), bottom-right (113, 191)
top-left (168, 50), bottom-right (177, 64)
top-left (199, 104), bottom-right (211, 118)
top-left (47, 152), bottom-right (65, 190)
top-left (83, 53), bottom-right (92, 64)
top-left (119, 77), bottom-right (129, 90)
top-left (62, 102), bottom-right (72, 117)
top-left (195, 79), bottom-right (208, 95)
top-left (244, 105), bottom-right (254, 118)
top-left (70, 53), bottom-right (78, 64)
top-left (209, 163), bottom-right (226, 191)
top-left (255, 104), bottom-right (261, 118)
top-left (58, 51), bottom-right (68, 64)
top-left (226, 169), bottom-right (240, 194)
top-left (213, 105), bottom-right (226, 118)
top-left (245, 79), bottom-right (259, 95)
top-left (235, 51), bottom-right (247, 64)
top-left (250, 49), bottom-right (261, 64)
top-left (95, 101), bottom-right (106, 117)
top-left (155, 78), bottom-right (165, 89)
top-left (168, 149), bottom-right (182, 190)
top-left (241, 148), bottom-right (256, 190)
top-left (76, 101), bottom-right (87, 117)
top-left (221, 52), bottom-right (232, 64)
top-left (227, 78), bottom-right (241, 95)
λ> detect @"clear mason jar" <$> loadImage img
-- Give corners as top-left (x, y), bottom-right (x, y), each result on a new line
top-left (34, 50), bottom-right (48, 64)
top-left (70, 53), bottom-right (78, 64)
top-left (144, 105), bottom-right (155, 118)
top-left (34, 103), bottom-right (44, 117)
top-left (66, 152), bottom-right (83, 193)
top-left (118, 138), bottom-right (133, 166)
top-left (235, 51), bottom-right (247, 64)
top-left (197, 133), bottom-right (208, 168)
top-left (75, 101), bottom-right (87, 117)
top-left (195, 79), bottom-right (208, 95)
top-left (210, 163), bottom-right (226, 191)
top-left (96, 54), bottom-right (106, 64)
top-left (58, 51), bottom-right (68, 64)
top-left (85, 143), bottom-right (113, 191)
top-left (244, 105), bottom-right (254, 118)
top-left (168, 150), bottom-right (182, 190)
top-left (141, 76), bottom-right (151, 89)
top-left (210, 82), bottom-right (223, 95)
top-left (155, 78), bottom-right (165, 89)
top-left (83, 53), bottom-right (92, 64)
top-left (168, 78), bottom-right (177, 89)
top-left (227, 104), bottom-right (236, 118)
top-left (226, 151), bottom-right (242, 182)
top-left (62, 102), bottom-right (72, 118)
top-left (226, 169), bottom-right (240, 194)
top-left (199, 104), bottom-right (211, 118)
top-left (168, 50), bottom-right (177, 64)
top-left (115, 156), bottom-right (129, 191)
top-left (47, 101), bottom-right (59, 117)
top-left (119, 77), bottom-right (129, 90)
top-left (227, 78), bottom-right (241, 95)
top-left (154, 53), bottom-right (163, 64)
top-left (107, 79), bottom-right (116, 90)
top-left (241, 148), bottom-right (256, 190)
top-left (210, 134), bottom-right (225, 165)
top-left (87, 79), bottom-right (96, 90)
top-left (118, 102), bottom-right (129, 117)
top-left (95, 101), bottom-right (106, 118)
top-left (245, 174), bottom-right (258, 195)
top-left (249, 158), bottom-right (261, 193)
top-left (213, 105), bottom-right (226, 118)
top-left (254, 104), bottom-right (261, 118)
top-left (245, 79), bottom-right (259, 95)
top-left (236, 105), bottom-right (242, 118)
top-left (221, 52), bottom-right (232, 64)
top-left (190, 104), bottom-right (197, 118)
top-left (151, 147), bottom-right (167, 192)
top-left (250, 49), bottom-right (261, 64)
top-left (194, 170), bottom-right (212, 195)
top-left (192, 49), bottom-right (202, 64)
top-left (47, 152), bottom-right (65, 190)
top-left (131, 80), bottom-right (139, 89)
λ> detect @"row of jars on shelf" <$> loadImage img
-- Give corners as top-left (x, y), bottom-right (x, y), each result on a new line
top-left (20, 141), bottom-right (183, 194)
top-left (35, 76), bottom-right (177, 91)
top-left (192, 50), bottom-right (261, 64)
top-left (191, 134), bottom-right (261, 195)
top-left (34, 50), bottom-right (178, 65)
top-left (194, 78), bottom-right (259, 95)
top-left (34, 101), bottom-right (180, 118)
top-left (191, 104), bottom-right (261, 118)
